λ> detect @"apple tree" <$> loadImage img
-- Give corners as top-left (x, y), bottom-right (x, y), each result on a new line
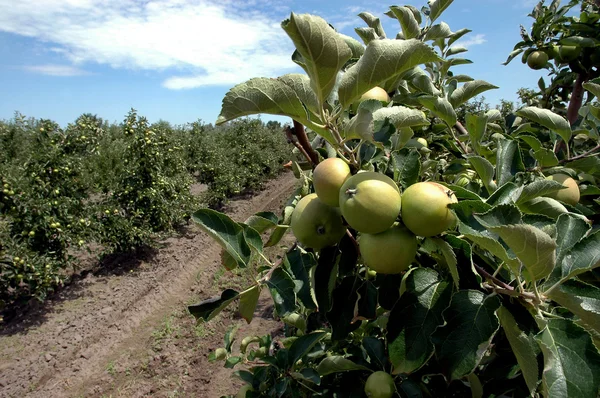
top-left (189, 1), bottom-right (600, 397)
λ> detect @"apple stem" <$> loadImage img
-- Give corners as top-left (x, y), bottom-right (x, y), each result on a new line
top-left (345, 188), bottom-right (357, 196)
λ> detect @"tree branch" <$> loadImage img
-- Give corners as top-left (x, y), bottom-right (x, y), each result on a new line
top-left (559, 144), bottom-right (600, 164)
top-left (474, 264), bottom-right (540, 304)
top-left (292, 120), bottom-right (320, 167)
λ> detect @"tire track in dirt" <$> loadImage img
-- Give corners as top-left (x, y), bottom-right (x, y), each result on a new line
top-left (0, 172), bottom-right (297, 398)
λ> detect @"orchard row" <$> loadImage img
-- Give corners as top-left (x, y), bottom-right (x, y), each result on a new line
top-left (0, 111), bottom-right (290, 307)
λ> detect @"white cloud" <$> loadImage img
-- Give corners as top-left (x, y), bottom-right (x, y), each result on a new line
top-left (454, 34), bottom-right (487, 49)
top-left (23, 64), bottom-right (89, 76)
top-left (0, 0), bottom-right (297, 89)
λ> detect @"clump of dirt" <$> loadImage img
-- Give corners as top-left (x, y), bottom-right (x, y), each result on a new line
top-left (0, 172), bottom-right (297, 398)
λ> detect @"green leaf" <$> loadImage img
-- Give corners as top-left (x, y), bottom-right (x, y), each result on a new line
top-left (583, 82), bottom-right (600, 98)
top-left (389, 148), bottom-right (421, 189)
top-left (465, 113), bottom-right (487, 155)
top-left (244, 211), bottom-right (279, 234)
top-left (548, 280), bottom-right (600, 334)
top-left (338, 39), bottom-right (441, 108)
top-left (238, 285), bottom-right (261, 324)
top-left (358, 11), bottom-right (386, 37)
top-left (559, 231), bottom-right (600, 280)
top-left (266, 225), bottom-right (289, 247)
top-left (519, 197), bottom-right (569, 220)
top-left (467, 155), bottom-right (495, 194)
top-left (432, 290), bottom-right (501, 380)
top-left (475, 205), bottom-right (556, 281)
top-left (389, 6), bottom-right (420, 39)
top-left (497, 306), bottom-right (540, 396)
top-left (327, 277), bottom-right (360, 341)
top-left (278, 74), bottom-right (320, 117)
top-left (388, 268), bottom-right (452, 374)
top-left (555, 213), bottom-right (592, 263)
top-left (188, 289), bottom-right (239, 322)
top-left (518, 134), bottom-right (543, 151)
top-left (495, 137), bottom-right (525, 186)
top-left (534, 148), bottom-right (560, 167)
top-left (431, 237), bottom-right (459, 289)
top-left (281, 13), bottom-right (352, 105)
top-left (285, 248), bottom-right (317, 309)
top-left (424, 22), bottom-right (453, 41)
top-left (291, 368), bottom-right (321, 385)
top-left (517, 107), bottom-right (572, 143)
top-left (448, 28), bottom-right (471, 46)
top-left (373, 106), bottom-right (428, 129)
top-left (241, 224), bottom-right (264, 254)
top-left (449, 80), bottom-right (499, 108)
top-left (517, 179), bottom-right (567, 204)
top-left (536, 319), bottom-right (600, 398)
top-left (338, 33), bottom-right (365, 60)
top-left (354, 27), bottom-right (379, 44)
top-left (288, 332), bottom-right (326, 367)
top-left (417, 95), bottom-right (457, 126)
top-left (316, 356), bottom-right (370, 376)
top-left (428, 0), bottom-right (454, 22)
top-left (192, 209), bottom-right (253, 268)
top-left (266, 268), bottom-right (297, 317)
top-left (315, 246), bottom-right (338, 313)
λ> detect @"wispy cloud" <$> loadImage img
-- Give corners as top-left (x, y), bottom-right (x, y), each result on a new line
top-left (0, 0), bottom-right (297, 89)
top-left (454, 34), bottom-right (487, 49)
top-left (23, 64), bottom-right (89, 76)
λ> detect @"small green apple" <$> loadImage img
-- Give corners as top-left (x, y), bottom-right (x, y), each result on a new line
top-left (401, 182), bottom-right (457, 237)
top-left (360, 224), bottom-right (417, 274)
top-left (527, 51), bottom-right (548, 69)
top-left (544, 173), bottom-right (580, 205)
top-left (364, 371), bottom-right (395, 398)
top-left (313, 158), bottom-right (351, 207)
top-left (339, 172), bottom-right (401, 234)
top-left (290, 193), bottom-right (346, 250)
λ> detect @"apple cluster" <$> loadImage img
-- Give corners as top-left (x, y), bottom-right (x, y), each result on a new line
top-left (290, 158), bottom-right (457, 275)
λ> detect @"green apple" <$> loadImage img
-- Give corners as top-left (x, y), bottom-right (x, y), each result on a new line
top-left (404, 137), bottom-right (428, 149)
top-left (360, 224), bottom-right (417, 274)
top-left (351, 87), bottom-right (390, 113)
top-left (364, 371), bottom-right (395, 398)
top-left (527, 51), bottom-right (548, 69)
top-left (558, 45), bottom-right (581, 63)
top-left (401, 182), bottom-right (458, 237)
top-left (339, 172), bottom-right (401, 234)
top-left (290, 193), bottom-right (347, 250)
top-left (313, 158), bottom-right (351, 207)
top-left (544, 173), bottom-right (580, 205)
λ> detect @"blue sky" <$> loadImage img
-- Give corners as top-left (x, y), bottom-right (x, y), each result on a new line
top-left (0, 0), bottom-right (545, 127)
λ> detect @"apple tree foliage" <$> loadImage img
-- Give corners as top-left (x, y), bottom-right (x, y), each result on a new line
top-left (189, 1), bottom-right (600, 397)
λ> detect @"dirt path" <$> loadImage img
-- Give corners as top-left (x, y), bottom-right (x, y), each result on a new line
top-left (0, 172), bottom-right (297, 398)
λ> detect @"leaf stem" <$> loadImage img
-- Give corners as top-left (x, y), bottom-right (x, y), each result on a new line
top-left (475, 264), bottom-right (540, 304)
top-left (258, 243), bottom-right (297, 284)
top-left (559, 144), bottom-right (600, 164)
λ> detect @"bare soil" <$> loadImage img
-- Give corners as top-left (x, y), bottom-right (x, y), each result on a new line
top-left (0, 172), bottom-right (297, 398)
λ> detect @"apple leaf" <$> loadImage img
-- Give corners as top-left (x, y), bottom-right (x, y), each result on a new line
top-left (281, 13), bottom-right (352, 106)
top-left (338, 39), bottom-right (440, 108)
top-left (558, 231), bottom-right (600, 280)
top-left (192, 209), bottom-right (254, 269)
top-left (430, 237), bottom-right (459, 289)
top-left (517, 179), bottom-right (566, 204)
top-left (475, 205), bottom-right (556, 282)
top-left (429, 0), bottom-right (454, 22)
top-left (417, 95), bottom-right (457, 126)
top-left (238, 285), bottom-right (261, 324)
top-left (548, 279), bottom-right (600, 334)
top-left (354, 27), bottom-right (380, 44)
top-left (285, 248), bottom-right (317, 310)
top-left (583, 81), bottom-right (600, 98)
top-left (517, 107), bottom-right (572, 143)
top-left (389, 148), bottom-right (421, 189)
top-left (495, 137), bottom-right (525, 186)
top-left (449, 80), bottom-right (499, 108)
top-left (372, 106), bottom-right (428, 129)
top-left (316, 356), bottom-right (370, 376)
top-left (432, 290), bottom-right (501, 380)
top-left (388, 268), bottom-right (452, 374)
top-left (485, 182), bottom-right (522, 206)
top-left (518, 197), bottom-right (569, 220)
top-left (266, 267), bottom-right (297, 317)
top-left (278, 74), bottom-right (320, 118)
top-left (466, 155), bottom-right (495, 194)
top-left (358, 11), bottom-right (386, 37)
top-left (188, 289), bottom-right (239, 322)
top-left (555, 213), bottom-right (592, 263)
top-left (534, 148), bottom-right (560, 167)
top-left (288, 332), bottom-right (327, 367)
top-left (465, 113), bottom-right (487, 154)
top-left (497, 306), bottom-right (540, 396)
top-left (536, 318), bottom-right (600, 398)
top-left (389, 6), bottom-right (420, 39)
top-left (424, 22), bottom-right (453, 41)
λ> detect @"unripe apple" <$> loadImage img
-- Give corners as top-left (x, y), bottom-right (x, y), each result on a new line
top-left (339, 172), bottom-right (401, 234)
top-left (360, 224), bottom-right (417, 274)
top-left (290, 193), bottom-right (346, 250)
top-left (558, 45), bottom-right (581, 63)
top-left (313, 158), bottom-right (351, 207)
top-left (401, 182), bottom-right (458, 237)
top-left (527, 51), bottom-right (548, 70)
top-left (544, 173), bottom-right (580, 205)
top-left (364, 371), bottom-right (395, 398)
top-left (237, 385), bottom-right (254, 398)
top-left (351, 87), bottom-right (390, 113)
